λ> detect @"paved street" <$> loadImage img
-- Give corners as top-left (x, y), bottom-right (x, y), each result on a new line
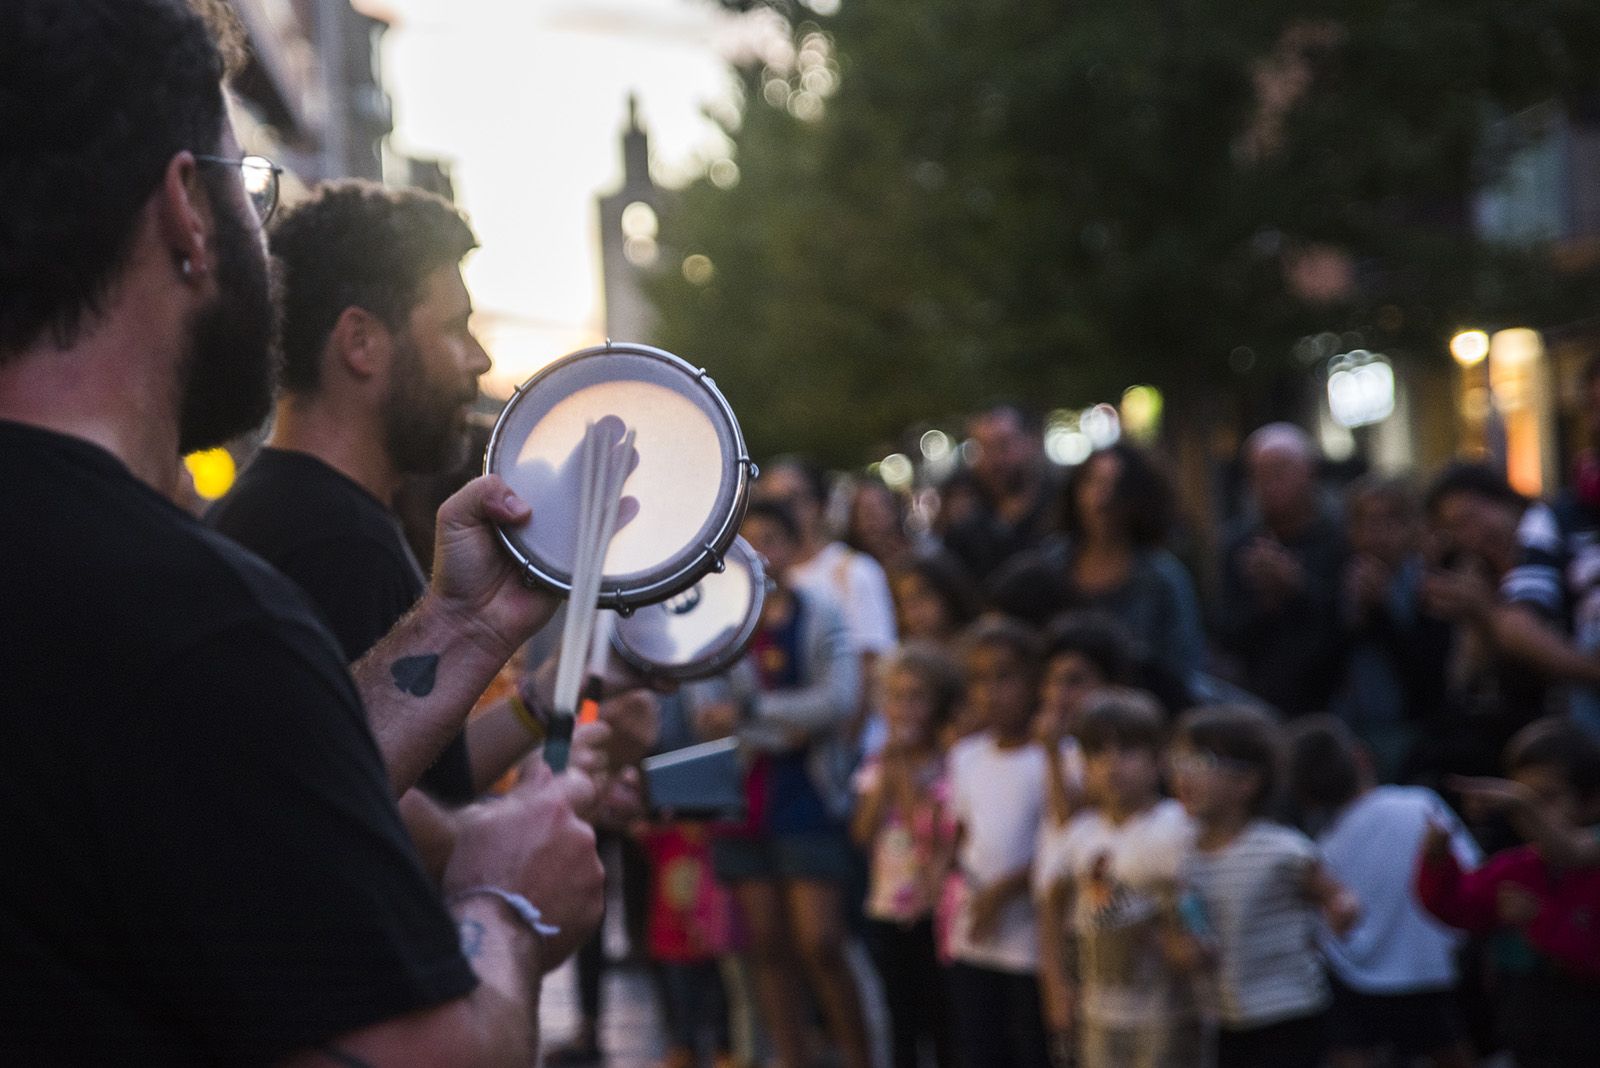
top-left (537, 860), bottom-right (892, 1068)
top-left (540, 958), bottom-right (665, 1068)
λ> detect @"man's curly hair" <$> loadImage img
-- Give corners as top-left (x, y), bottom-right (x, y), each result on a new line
top-left (0, 0), bottom-right (245, 357)
top-left (268, 181), bottom-right (479, 393)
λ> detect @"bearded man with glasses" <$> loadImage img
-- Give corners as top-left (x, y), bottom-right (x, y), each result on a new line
top-left (0, 2), bottom-right (607, 1063)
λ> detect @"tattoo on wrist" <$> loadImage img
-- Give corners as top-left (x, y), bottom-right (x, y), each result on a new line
top-left (392, 653), bottom-right (440, 697)
top-left (459, 918), bottom-right (486, 958)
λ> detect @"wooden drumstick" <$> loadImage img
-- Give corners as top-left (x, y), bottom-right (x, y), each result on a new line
top-left (549, 422), bottom-right (603, 770)
top-left (578, 429), bottom-right (633, 727)
top-left (548, 420), bottom-right (633, 770)
top-left (571, 424), bottom-right (630, 677)
top-left (552, 425), bottom-right (599, 710)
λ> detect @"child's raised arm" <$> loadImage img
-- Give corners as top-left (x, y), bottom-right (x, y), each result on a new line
top-left (1034, 716), bottom-right (1082, 828)
top-left (1035, 877), bottom-right (1078, 1039)
top-left (919, 795), bottom-right (960, 908)
top-left (1159, 882), bottom-right (1215, 974)
top-left (1303, 859), bottom-right (1360, 937)
top-left (970, 865), bottom-right (1033, 943)
top-left (849, 757), bottom-right (893, 848)
top-left (1415, 821), bottom-right (1501, 934)
top-left (1451, 774), bottom-right (1600, 869)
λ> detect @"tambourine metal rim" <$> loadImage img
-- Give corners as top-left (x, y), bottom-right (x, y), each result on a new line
top-left (610, 536), bottom-right (770, 681)
top-left (483, 340), bottom-right (757, 611)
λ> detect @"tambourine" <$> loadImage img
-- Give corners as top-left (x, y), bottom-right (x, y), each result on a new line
top-left (484, 342), bottom-right (756, 610)
top-left (610, 536), bottom-right (768, 681)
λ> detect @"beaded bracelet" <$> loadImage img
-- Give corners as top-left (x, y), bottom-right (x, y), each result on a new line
top-left (507, 688), bottom-right (548, 744)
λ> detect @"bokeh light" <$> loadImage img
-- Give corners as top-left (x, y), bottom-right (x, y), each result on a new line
top-left (1120, 385), bottom-right (1164, 440)
top-left (1450, 329), bottom-right (1490, 367)
top-left (621, 201), bottom-right (658, 240)
top-left (708, 159), bottom-right (740, 189)
top-left (1044, 426), bottom-right (1092, 466)
top-left (184, 448), bottom-right (237, 501)
top-left (1327, 351), bottom-right (1395, 428)
top-left (682, 254), bottom-right (715, 285)
top-left (879, 452), bottom-right (914, 490)
top-left (919, 429), bottom-right (952, 462)
top-left (1081, 403), bottom-right (1122, 448)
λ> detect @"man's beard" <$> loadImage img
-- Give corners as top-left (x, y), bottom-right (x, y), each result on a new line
top-left (176, 173), bottom-right (279, 454)
top-left (380, 330), bottom-right (476, 476)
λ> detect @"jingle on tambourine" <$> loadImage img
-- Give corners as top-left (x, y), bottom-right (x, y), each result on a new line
top-left (483, 342), bottom-right (756, 610)
top-left (611, 536), bottom-right (768, 681)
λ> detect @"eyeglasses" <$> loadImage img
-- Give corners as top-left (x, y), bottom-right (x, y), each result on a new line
top-left (194, 154), bottom-right (283, 226)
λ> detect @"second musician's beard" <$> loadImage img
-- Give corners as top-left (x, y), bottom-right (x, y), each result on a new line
top-left (381, 331), bottom-right (477, 476)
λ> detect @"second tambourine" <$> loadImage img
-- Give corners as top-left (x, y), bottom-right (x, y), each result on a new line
top-left (609, 536), bottom-right (768, 681)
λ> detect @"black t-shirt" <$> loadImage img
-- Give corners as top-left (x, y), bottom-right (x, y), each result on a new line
top-left (207, 448), bottom-right (474, 804)
top-left (941, 473), bottom-right (1059, 582)
top-left (1213, 509), bottom-right (1350, 716)
top-left (0, 422), bottom-right (475, 1064)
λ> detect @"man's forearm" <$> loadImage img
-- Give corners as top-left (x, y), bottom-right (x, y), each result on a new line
top-left (400, 790), bottom-right (457, 883)
top-left (454, 896), bottom-right (543, 1066)
top-left (1488, 604), bottom-right (1600, 686)
top-left (354, 594), bottom-right (522, 795)
top-left (281, 898), bottom-right (545, 1068)
top-left (465, 700), bottom-right (544, 796)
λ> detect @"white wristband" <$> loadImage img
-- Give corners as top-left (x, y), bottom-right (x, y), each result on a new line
top-left (451, 886), bottom-right (561, 939)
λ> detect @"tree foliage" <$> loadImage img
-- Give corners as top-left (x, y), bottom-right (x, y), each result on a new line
top-left (646, 0), bottom-right (1600, 466)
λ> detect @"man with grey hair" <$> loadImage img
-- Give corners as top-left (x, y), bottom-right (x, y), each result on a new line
top-left (1214, 422), bottom-right (1350, 715)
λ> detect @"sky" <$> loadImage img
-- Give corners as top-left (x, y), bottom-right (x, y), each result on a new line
top-left (376, 0), bottom-right (784, 398)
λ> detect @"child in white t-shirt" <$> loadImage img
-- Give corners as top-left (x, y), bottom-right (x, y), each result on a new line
top-left (1034, 688), bottom-right (1199, 1068)
top-left (1286, 716), bottom-right (1478, 1068)
top-left (1167, 705), bottom-right (1359, 1068)
top-left (947, 618), bottom-right (1051, 1068)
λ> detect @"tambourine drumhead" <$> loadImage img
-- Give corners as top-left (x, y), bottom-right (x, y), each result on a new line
top-left (485, 343), bottom-right (753, 608)
top-left (611, 537), bottom-right (767, 681)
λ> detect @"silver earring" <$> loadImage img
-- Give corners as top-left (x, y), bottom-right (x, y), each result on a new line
top-left (181, 258), bottom-right (194, 279)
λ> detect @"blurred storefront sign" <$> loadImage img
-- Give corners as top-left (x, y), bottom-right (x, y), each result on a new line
top-left (1452, 326), bottom-right (1557, 498)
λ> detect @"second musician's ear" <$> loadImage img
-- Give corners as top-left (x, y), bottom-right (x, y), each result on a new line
top-left (329, 305), bottom-right (395, 382)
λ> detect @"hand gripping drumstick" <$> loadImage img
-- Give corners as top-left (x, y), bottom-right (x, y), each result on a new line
top-left (547, 418), bottom-right (635, 772)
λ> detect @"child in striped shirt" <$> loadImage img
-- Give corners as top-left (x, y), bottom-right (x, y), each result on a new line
top-left (1166, 705), bottom-right (1358, 1068)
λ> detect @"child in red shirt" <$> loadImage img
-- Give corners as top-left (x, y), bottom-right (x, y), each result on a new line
top-left (1416, 716), bottom-right (1600, 1067)
top-left (639, 822), bottom-right (738, 1068)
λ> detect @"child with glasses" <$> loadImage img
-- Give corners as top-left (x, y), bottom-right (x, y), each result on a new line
top-left (1166, 705), bottom-right (1359, 1068)
top-left (1034, 688), bottom-right (1199, 1068)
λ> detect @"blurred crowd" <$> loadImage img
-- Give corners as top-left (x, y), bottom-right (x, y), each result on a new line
top-left (10, 4), bottom-right (1600, 1064)
top-left (560, 395), bottom-right (1600, 1068)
